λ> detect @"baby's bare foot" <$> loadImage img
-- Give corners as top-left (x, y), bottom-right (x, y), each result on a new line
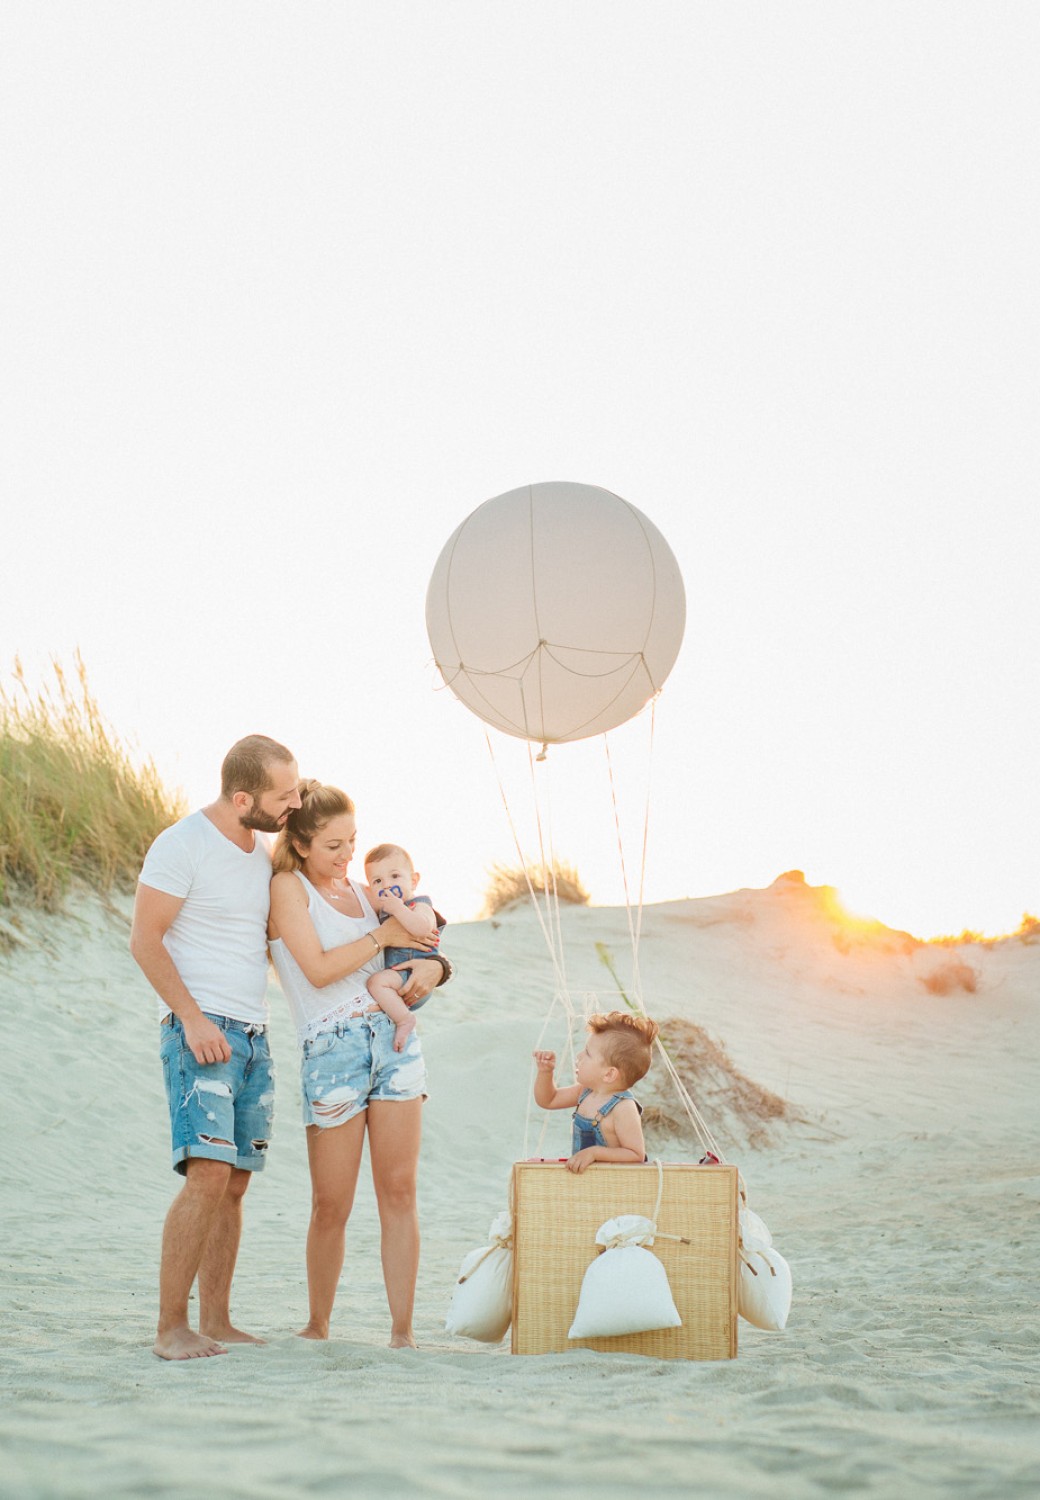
top-left (393, 1014), bottom-right (417, 1052)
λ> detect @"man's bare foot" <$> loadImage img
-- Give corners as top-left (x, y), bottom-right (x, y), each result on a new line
top-left (296, 1320), bottom-right (329, 1340)
top-left (153, 1326), bottom-right (227, 1361)
top-left (393, 1014), bottom-right (417, 1052)
top-left (199, 1323), bottom-right (266, 1345)
top-left (389, 1331), bottom-right (418, 1349)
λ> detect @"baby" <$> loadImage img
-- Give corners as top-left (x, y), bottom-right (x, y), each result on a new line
top-left (364, 844), bottom-right (443, 1051)
top-left (533, 1010), bottom-right (659, 1173)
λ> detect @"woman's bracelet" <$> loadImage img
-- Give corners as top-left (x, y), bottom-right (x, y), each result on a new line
top-left (368, 931), bottom-right (381, 956)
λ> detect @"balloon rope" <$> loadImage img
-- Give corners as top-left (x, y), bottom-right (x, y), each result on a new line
top-left (484, 732), bottom-right (567, 991)
top-left (520, 739), bottom-right (582, 1158)
top-left (603, 731), bottom-right (643, 1001)
top-left (634, 698), bottom-right (656, 960)
top-left (527, 740), bottom-right (569, 997)
top-left (603, 709), bottom-right (726, 1162)
top-left (523, 990), bottom-right (567, 1160)
top-left (655, 1047), bottom-right (724, 1161)
top-left (484, 731), bottom-right (579, 1158)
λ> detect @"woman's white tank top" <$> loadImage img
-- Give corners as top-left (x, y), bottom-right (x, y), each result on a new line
top-left (270, 871), bottom-right (384, 1043)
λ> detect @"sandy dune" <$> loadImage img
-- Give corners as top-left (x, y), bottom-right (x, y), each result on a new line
top-left (1, 876), bottom-right (1038, 1498)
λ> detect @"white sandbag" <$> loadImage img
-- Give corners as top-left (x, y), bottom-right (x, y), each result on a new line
top-left (445, 1210), bottom-right (513, 1343)
top-left (568, 1215), bottom-right (681, 1340)
top-left (739, 1204), bottom-right (772, 1246)
top-left (739, 1233), bottom-right (792, 1331)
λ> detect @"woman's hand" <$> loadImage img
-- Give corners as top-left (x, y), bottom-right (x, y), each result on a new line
top-left (397, 957), bottom-right (443, 1007)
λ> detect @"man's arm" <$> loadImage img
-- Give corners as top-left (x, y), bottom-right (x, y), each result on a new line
top-left (130, 883), bottom-right (232, 1064)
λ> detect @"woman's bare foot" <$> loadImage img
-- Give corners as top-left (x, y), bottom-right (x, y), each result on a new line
top-left (389, 1331), bottom-right (418, 1349)
top-left (393, 1015), bottom-right (417, 1053)
top-left (153, 1325), bottom-right (227, 1360)
top-left (199, 1323), bottom-right (265, 1345)
top-left (296, 1319), bottom-right (330, 1340)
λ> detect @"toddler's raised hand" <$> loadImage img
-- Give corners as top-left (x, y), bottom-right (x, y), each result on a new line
top-left (532, 1050), bottom-right (556, 1072)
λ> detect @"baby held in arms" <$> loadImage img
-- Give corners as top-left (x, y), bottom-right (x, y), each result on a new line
top-left (533, 1011), bottom-right (659, 1173)
top-left (364, 844), bottom-right (442, 1051)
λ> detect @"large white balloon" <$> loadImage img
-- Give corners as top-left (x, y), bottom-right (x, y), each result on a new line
top-left (426, 481), bottom-right (686, 746)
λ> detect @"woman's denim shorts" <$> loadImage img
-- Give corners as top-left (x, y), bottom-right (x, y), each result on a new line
top-left (300, 1010), bottom-right (427, 1129)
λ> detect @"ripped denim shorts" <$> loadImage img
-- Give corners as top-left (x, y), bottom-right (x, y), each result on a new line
top-left (300, 1010), bottom-right (427, 1129)
top-left (160, 1014), bottom-right (275, 1176)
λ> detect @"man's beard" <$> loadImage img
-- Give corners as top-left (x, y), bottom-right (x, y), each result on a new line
top-left (239, 806), bottom-right (285, 834)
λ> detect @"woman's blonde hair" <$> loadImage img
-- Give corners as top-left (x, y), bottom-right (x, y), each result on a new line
top-left (587, 1011), bottom-right (659, 1088)
top-left (271, 780), bottom-right (354, 874)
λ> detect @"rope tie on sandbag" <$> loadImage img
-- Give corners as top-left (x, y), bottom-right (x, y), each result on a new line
top-left (739, 1247), bottom-right (778, 1278)
top-left (457, 1226), bottom-right (513, 1284)
top-left (596, 1160), bottom-right (694, 1253)
top-left (649, 1158), bottom-right (694, 1246)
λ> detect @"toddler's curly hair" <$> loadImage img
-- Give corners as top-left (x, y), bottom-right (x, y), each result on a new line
top-left (586, 1010), bottom-right (659, 1088)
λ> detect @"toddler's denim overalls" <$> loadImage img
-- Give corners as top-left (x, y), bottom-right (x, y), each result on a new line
top-left (571, 1088), bottom-right (641, 1153)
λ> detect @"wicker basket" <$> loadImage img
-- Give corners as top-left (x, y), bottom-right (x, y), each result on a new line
top-left (510, 1161), bottom-right (738, 1360)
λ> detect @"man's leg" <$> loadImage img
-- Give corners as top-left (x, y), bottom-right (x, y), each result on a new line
top-left (197, 1167), bottom-right (264, 1344)
top-left (154, 1157), bottom-right (232, 1360)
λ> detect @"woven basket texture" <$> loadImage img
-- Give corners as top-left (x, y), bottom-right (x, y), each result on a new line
top-left (511, 1161), bottom-right (738, 1360)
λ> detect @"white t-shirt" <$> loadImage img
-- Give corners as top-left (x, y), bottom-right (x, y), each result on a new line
top-left (269, 871), bottom-right (384, 1043)
top-left (139, 809), bottom-right (273, 1024)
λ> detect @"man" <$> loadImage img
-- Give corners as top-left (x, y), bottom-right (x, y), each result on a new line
top-left (131, 734), bottom-right (302, 1360)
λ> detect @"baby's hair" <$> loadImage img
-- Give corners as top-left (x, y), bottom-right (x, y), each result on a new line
top-left (364, 843), bottom-right (414, 872)
top-left (272, 781), bottom-right (354, 874)
top-left (586, 1011), bottom-right (659, 1088)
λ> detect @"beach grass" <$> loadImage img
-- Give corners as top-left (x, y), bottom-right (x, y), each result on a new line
top-left (0, 655), bottom-right (184, 912)
top-left (481, 856), bottom-right (590, 917)
top-left (926, 912), bottom-right (1040, 946)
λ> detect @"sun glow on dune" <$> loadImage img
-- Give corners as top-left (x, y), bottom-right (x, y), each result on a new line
top-left (820, 888), bottom-right (895, 940)
top-left (831, 877), bottom-right (1037, 945)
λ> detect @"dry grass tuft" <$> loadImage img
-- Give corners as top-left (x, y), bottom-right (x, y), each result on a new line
top-left (927, 913), bottom-right (1040, 948)
top-left (1016, 913), bottom-right (1040, 944)
top-left (641, 1016), bottom-right (791, 1151)
top-left (481, 857), bottom-right (590, 917)
top-left (918, 960), bottom-right (979, 996)
top-left (0, 654), bottom-right (185, 914)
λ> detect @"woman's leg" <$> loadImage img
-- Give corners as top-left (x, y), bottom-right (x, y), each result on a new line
top-left (299, 1112), bottom-right (367, 1339)
top-left (366, 1098), bottom-right (423, 1348)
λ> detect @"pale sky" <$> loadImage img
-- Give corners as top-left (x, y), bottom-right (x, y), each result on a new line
top-left (3, 2), bottom-right (1038, 937)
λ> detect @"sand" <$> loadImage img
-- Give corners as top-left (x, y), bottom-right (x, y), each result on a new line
top-left (1, 875), bottom-right (1038, 1499)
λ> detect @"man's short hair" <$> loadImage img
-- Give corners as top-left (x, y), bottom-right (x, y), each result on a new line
top-left (220, 735), bottom-right (295, 801)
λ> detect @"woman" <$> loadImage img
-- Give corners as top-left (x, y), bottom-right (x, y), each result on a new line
top-left (268, 781), bottom-right (449, 1347)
